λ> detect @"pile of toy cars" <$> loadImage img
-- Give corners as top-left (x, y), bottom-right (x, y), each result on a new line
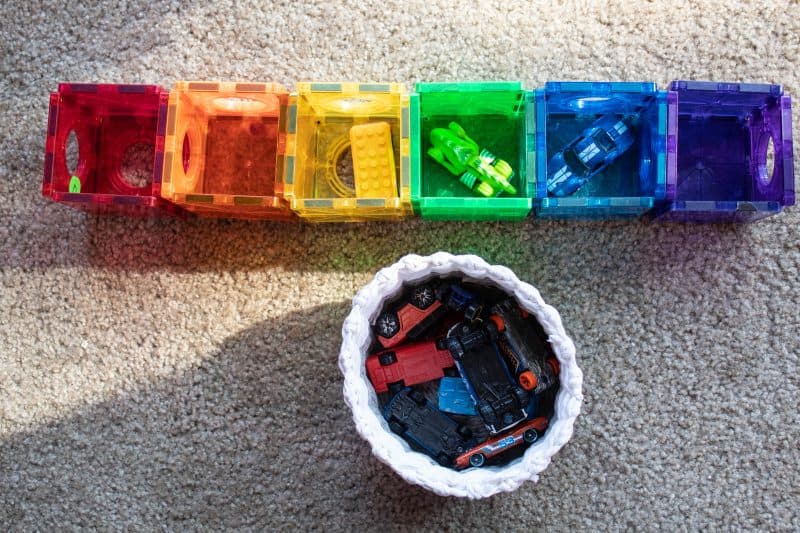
top-left (366, 278), bottom-right (560, 470)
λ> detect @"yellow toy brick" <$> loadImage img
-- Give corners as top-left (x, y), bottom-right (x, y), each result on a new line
top-left (283, 82), bottom-right (411, 222)
top-left (350, 122), bottom-right (397, 198)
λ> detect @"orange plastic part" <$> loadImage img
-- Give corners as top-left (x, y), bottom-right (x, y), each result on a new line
top-left (489, 314), bottom-right (506, 333)
top-left (160, 81), bottom-right (295, 219)
top-left (518, 370), bottom-right (538, 391)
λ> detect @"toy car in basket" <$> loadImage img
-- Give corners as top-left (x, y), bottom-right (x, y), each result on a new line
top-left (366, 339), bottom-right (454, 394)
top-left (455, 416), bottom-right (549, 469)
top-left (373, 282), bottom-right (479, 348)
top-left (490, 299), bottom-right (560, 395)
top-left (445, 319), bottom-right (529, 434)
top-left (383, 388), bottom-right (473, 467)
top-left (546, 113), bottom-right (636, 197)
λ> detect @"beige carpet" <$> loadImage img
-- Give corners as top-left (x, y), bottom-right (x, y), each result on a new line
top-left (1, 0), bottom-right (799, 529)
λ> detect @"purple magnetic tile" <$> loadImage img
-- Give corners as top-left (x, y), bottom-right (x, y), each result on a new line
top-left (661, 80), bottom-right (795, 221)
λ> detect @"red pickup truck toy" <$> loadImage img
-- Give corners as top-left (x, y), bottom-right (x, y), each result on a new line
top-left (366, 339), bottom-right (454, 394)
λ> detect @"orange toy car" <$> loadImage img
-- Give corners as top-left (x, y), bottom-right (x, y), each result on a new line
top-left (455, 416), bottom-right (549, 469)
top-left (374, 283), bottom-right (445, 349)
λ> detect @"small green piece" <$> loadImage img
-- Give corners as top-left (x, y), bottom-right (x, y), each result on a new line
top-left (68, 175), bottom-right (81, 193)
top-left (427, 122), bottom-right (516, 198)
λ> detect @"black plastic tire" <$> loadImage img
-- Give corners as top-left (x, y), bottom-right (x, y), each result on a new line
top-left (378, 351), bottom-right (397, 366)
top-left (389, 419), bottom-right (406, 435)
top-left (376, 312), bottom-right (400, 338)
top-left (410, 286), bottom-right (435, 309)
top-left (409, 390), bottom-right (427, 406)
top-left (469, 453), bottom-right (485, 468)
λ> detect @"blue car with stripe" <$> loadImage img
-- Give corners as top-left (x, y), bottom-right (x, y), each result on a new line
top-left (546, 113), bottom-right (636, 197)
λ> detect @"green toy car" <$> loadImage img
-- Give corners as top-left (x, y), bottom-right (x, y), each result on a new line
top-left (427, 122), bottom-right (517, 198)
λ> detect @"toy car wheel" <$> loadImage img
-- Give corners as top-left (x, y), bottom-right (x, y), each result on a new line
top-left (388, 419), bottom-right (407, 435)
top-left (409, 390), bottom-right (427, 406)
top-left (443, 366), bottom-right (459, 378)
top-left (388, 381), bottom-right (405, 395)
top-left (494, 159), bottom-right (513, 179)
top-left (378, 351), bottom-right (397, 366)
top-left (457, 425), bottom-right (473, 439)
top-left (410, 286), bottom-right (436, 309)
top-left (376, 312), bottom-right (400, 338)
top-left (469, 453), bottom-right (485, 468)
top-left (523, 429), bottom-right (539, 444)
top-left (475, 181), bottom-right (495, 198)
top-left (437, 453), bottom-right (452, 466)
top-left (519, 370), bottom-right (538, 391)
top-left (488, 315), bottom-right (506, 334)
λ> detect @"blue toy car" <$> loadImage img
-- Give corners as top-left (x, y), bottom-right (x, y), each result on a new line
top-left (546, 113), bottom-right (637, 197)
top-left (438, 376), bottom-right (478, 416)
top-left (383, 388), bottom-right (474, 466)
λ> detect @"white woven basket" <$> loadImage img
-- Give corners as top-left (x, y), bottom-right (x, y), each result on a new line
top-left (339, 252), bottom-right (583, 498)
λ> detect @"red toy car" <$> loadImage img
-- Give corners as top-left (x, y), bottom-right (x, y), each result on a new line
top-left (455, 416), bottom-right (549, 469)
top-left (366, 339), bottom-right (454, 394)
top-left (374, 283), bottom-right (446, 349)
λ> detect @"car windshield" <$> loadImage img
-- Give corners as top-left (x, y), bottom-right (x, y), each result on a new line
top-left (563, 148), bottom-right (592, 177)
top-left (591, 129), bottom-right (617, 153)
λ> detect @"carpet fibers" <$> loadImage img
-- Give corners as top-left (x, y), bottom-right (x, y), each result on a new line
top-left (1, 1), bottom-right (799, 530)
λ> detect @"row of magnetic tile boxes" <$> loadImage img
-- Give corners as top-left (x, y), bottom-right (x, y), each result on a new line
top-left (42, 80), bottom-right (795, 222)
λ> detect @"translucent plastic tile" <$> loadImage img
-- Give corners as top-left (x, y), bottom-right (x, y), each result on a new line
top-left (159, 81), bottom-right (294, 219)
top-left (410, 82), bottom-right (533, 220)
top-left (534, 82), bottom-right (670, 218)
top-left (283, 82), bottom-right (411, 222)
top-left (655, 81), bottom-right (794, 222)
top-left (42, 83), bottom-right (180, 215)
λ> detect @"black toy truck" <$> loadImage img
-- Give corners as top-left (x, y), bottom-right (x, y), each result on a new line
top-left (383, 388), bottom-right (473, 466)
top-left (445, 319), bottom-right (529, 434)
top-left (490, 299), bottom-right (560, 395)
